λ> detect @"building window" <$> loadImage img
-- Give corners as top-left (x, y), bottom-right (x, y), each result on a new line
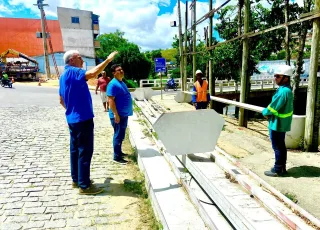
top-left (71, 17), bottom-right (80, 24)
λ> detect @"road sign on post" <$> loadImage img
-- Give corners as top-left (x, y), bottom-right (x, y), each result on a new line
top-left (155, 58), bottom-right (166, 100)
top-left (154, 58), bottom-right (166, 73)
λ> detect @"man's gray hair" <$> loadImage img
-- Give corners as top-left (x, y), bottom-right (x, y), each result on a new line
top-left (63, 50), bottom-right (80, 64)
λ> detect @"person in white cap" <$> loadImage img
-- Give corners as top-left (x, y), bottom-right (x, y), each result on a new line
top-left (263, 65), bottom-right (293, 177)
top-left (192, 70), bottom-right (210, 110)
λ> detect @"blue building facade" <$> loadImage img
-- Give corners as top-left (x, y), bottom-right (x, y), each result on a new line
top-left (33, 52), bottom-right (96, 74)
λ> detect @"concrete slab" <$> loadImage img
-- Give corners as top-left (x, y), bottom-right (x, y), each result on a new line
top-left (152, 93), bottom-right (320, 221)
top-left (128, 113), bottom-right (208, 230)
top-left (132, 88), bottom-right (154, 100)
top-left (153, 110), bottom-right (225, 155)
top-left (178, 154), bottom-right (287, 230)
top-left (174, 91), bottom-right (192, 103)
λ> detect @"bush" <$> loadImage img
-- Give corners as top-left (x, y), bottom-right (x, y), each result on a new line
top-left (125, 79), bottom-right (138, 88)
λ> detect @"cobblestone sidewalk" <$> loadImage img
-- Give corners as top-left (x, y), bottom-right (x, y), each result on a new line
top-left (0, 102), bottom-right (149, 230)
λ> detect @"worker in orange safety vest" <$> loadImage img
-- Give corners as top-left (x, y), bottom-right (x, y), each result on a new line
top-left (192, 70), bottom-right (210, 110)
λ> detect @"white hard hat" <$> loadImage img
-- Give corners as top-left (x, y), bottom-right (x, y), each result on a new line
top-left (274, 65), bottom-right (293, 77)
top-left (195, 70), bottom-right (203, 75)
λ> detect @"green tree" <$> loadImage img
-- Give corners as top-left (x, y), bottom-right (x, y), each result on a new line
top-left (213, 2), bottom-right (289, 81)
top-left (161, 49), bottom-right (177, 63)
top-left (96, 30), bottom-right (128, 58)
top-left (96, 31), bottom-right (151, 81)
top-left (113, 43), bottom-right (151, 81)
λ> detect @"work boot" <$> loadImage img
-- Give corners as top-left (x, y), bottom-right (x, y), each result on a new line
top-left (264, 168), bottom-right (286, 177)
top-left (79, 184), bottom-right (104, 195)
top-left (72, 179), bottom-right (94, 189)
top-left (270, 167), bottom-right (287, 174)
top-left (113, 158), bottom-right (128, 165)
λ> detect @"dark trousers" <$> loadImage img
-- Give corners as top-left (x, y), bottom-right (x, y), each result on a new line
top-left (196, 102), bottom-right (208, 110)
top-left (68, 119), bottom-right (94, 189)
top-left (270, 130), bottom-right (287, 172)
top-left (110, 116), bottom-right (128, 160)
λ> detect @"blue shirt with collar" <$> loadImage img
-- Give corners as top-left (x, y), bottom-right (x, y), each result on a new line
top-left (107, 78), bottom-right (133, 118)
top-left (59, 65), bottom-right (94, 124)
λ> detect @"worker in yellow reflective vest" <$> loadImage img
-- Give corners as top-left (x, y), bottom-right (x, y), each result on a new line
top-left (263, 65), bottom-right (293, 177)
top-left (192, 70), bottom-right (210, 110)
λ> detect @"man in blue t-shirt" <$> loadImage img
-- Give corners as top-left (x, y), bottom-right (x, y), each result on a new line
top-left (59, 50), bottom-right (118, 195)
top-left (107, 64), bottom-right (133, 164)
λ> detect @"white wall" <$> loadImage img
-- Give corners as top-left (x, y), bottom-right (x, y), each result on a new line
top-left (60, 29), bottom-right (95, 57)
top-left (57, 7), bottom-right (95, 58)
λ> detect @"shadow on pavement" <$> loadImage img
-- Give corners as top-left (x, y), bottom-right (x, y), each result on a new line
top-left (286, 165), bottom-right (320, 178)
top-left (94, 177), bottom-right (141, 198)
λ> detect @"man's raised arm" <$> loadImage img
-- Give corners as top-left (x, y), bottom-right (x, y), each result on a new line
top-left (85, 51), bottom-right (118, 80)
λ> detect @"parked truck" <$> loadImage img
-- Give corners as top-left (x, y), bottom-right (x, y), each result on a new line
top-left (0, 49), bottom-right (39, 80)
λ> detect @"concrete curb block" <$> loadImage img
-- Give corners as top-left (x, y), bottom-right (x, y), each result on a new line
top-left (132, 101), bottom-right (233, 230)
top-left (127, 113), bottom-right (169, 230)
top-left (215, 146), bottom-right (320, 229)
top-left (127, 113), bottom-right (208, 230)
top-left (211, 150), bottom-right (314, 230)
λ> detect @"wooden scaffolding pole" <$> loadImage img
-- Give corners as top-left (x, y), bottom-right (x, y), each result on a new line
top-left (192, 0), bottom-right (197, 82)
top-left (184, 1), bottom-right (188, 87)
top-left (239, 0), bottom-right (250, 127)
top-left (209, 0), bottom-right (214, 109)
top-left (285, 0), bottom-right (291, 66)
top-left (177, 0), bottom-right (185, 91)
top-left (304, 0), bottom-right (320, 151)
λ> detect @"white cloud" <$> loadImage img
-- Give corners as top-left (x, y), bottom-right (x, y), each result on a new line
top-left (294, 0), bottom-right (304, 7)
top-left (0, 3), bottom-right (15, 14)
top-left (6, 0), bottom-right (303, 51)
top-left (6, 0), bottom-right (233, 50)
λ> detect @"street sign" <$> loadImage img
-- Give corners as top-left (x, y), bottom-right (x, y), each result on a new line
top-left (154, 58), bottom-right (166, 73)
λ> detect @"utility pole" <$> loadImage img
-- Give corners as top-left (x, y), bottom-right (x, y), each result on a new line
top-left (35, 0), bottom-right (51, 80)
top-left (192, 0), bottom-right (197, 82)
top-left (209, 0), bottom-right (214, 109)
top-left (304, 0), bottom-right (320, 151)
top-left (177, 0), bottom-right (185, 91)
top-left (239, 0), bottom-right (250, 127)
top-left (184, 1), bottom-right (188, 88)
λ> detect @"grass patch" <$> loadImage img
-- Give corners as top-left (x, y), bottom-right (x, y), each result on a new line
top-left (284, 192), bottom-right (298, 203)
top-left (133, 100), bottom-right (142, 113)
top-left (152, 131), bottom-right (158, 140)
top-left (298, 138), bottom-right (306, 151)
top-left (142, 128), bottom-right (152, 138)
top-left (124, 178), bottom-right (147, 198)
top-left (123, 130), bottom-right (163, 230)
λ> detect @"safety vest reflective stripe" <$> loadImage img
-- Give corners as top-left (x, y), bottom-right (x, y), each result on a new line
top-left (267, 105), bottom-right (293, 118)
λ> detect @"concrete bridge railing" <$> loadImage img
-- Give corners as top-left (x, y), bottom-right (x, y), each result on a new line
top-left (140, 78), bottom-right (309, 93)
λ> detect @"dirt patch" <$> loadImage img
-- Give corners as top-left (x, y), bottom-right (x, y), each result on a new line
top-left (104, 132), bottom-right (162, 230)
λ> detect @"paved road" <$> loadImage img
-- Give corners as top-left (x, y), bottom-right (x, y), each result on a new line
top-left (0, 84), bottom-right (144, 230)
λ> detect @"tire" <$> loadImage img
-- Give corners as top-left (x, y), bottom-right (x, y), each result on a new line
top-left (164, 85), bottom-right (169, 92)
top-left (173, 84), bottom-right (178, 91)
top-left (9, 84), bottom-right (12, 88)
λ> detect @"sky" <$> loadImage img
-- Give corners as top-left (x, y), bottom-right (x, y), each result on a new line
top-left (0, 0), bottom-right (304, 51)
